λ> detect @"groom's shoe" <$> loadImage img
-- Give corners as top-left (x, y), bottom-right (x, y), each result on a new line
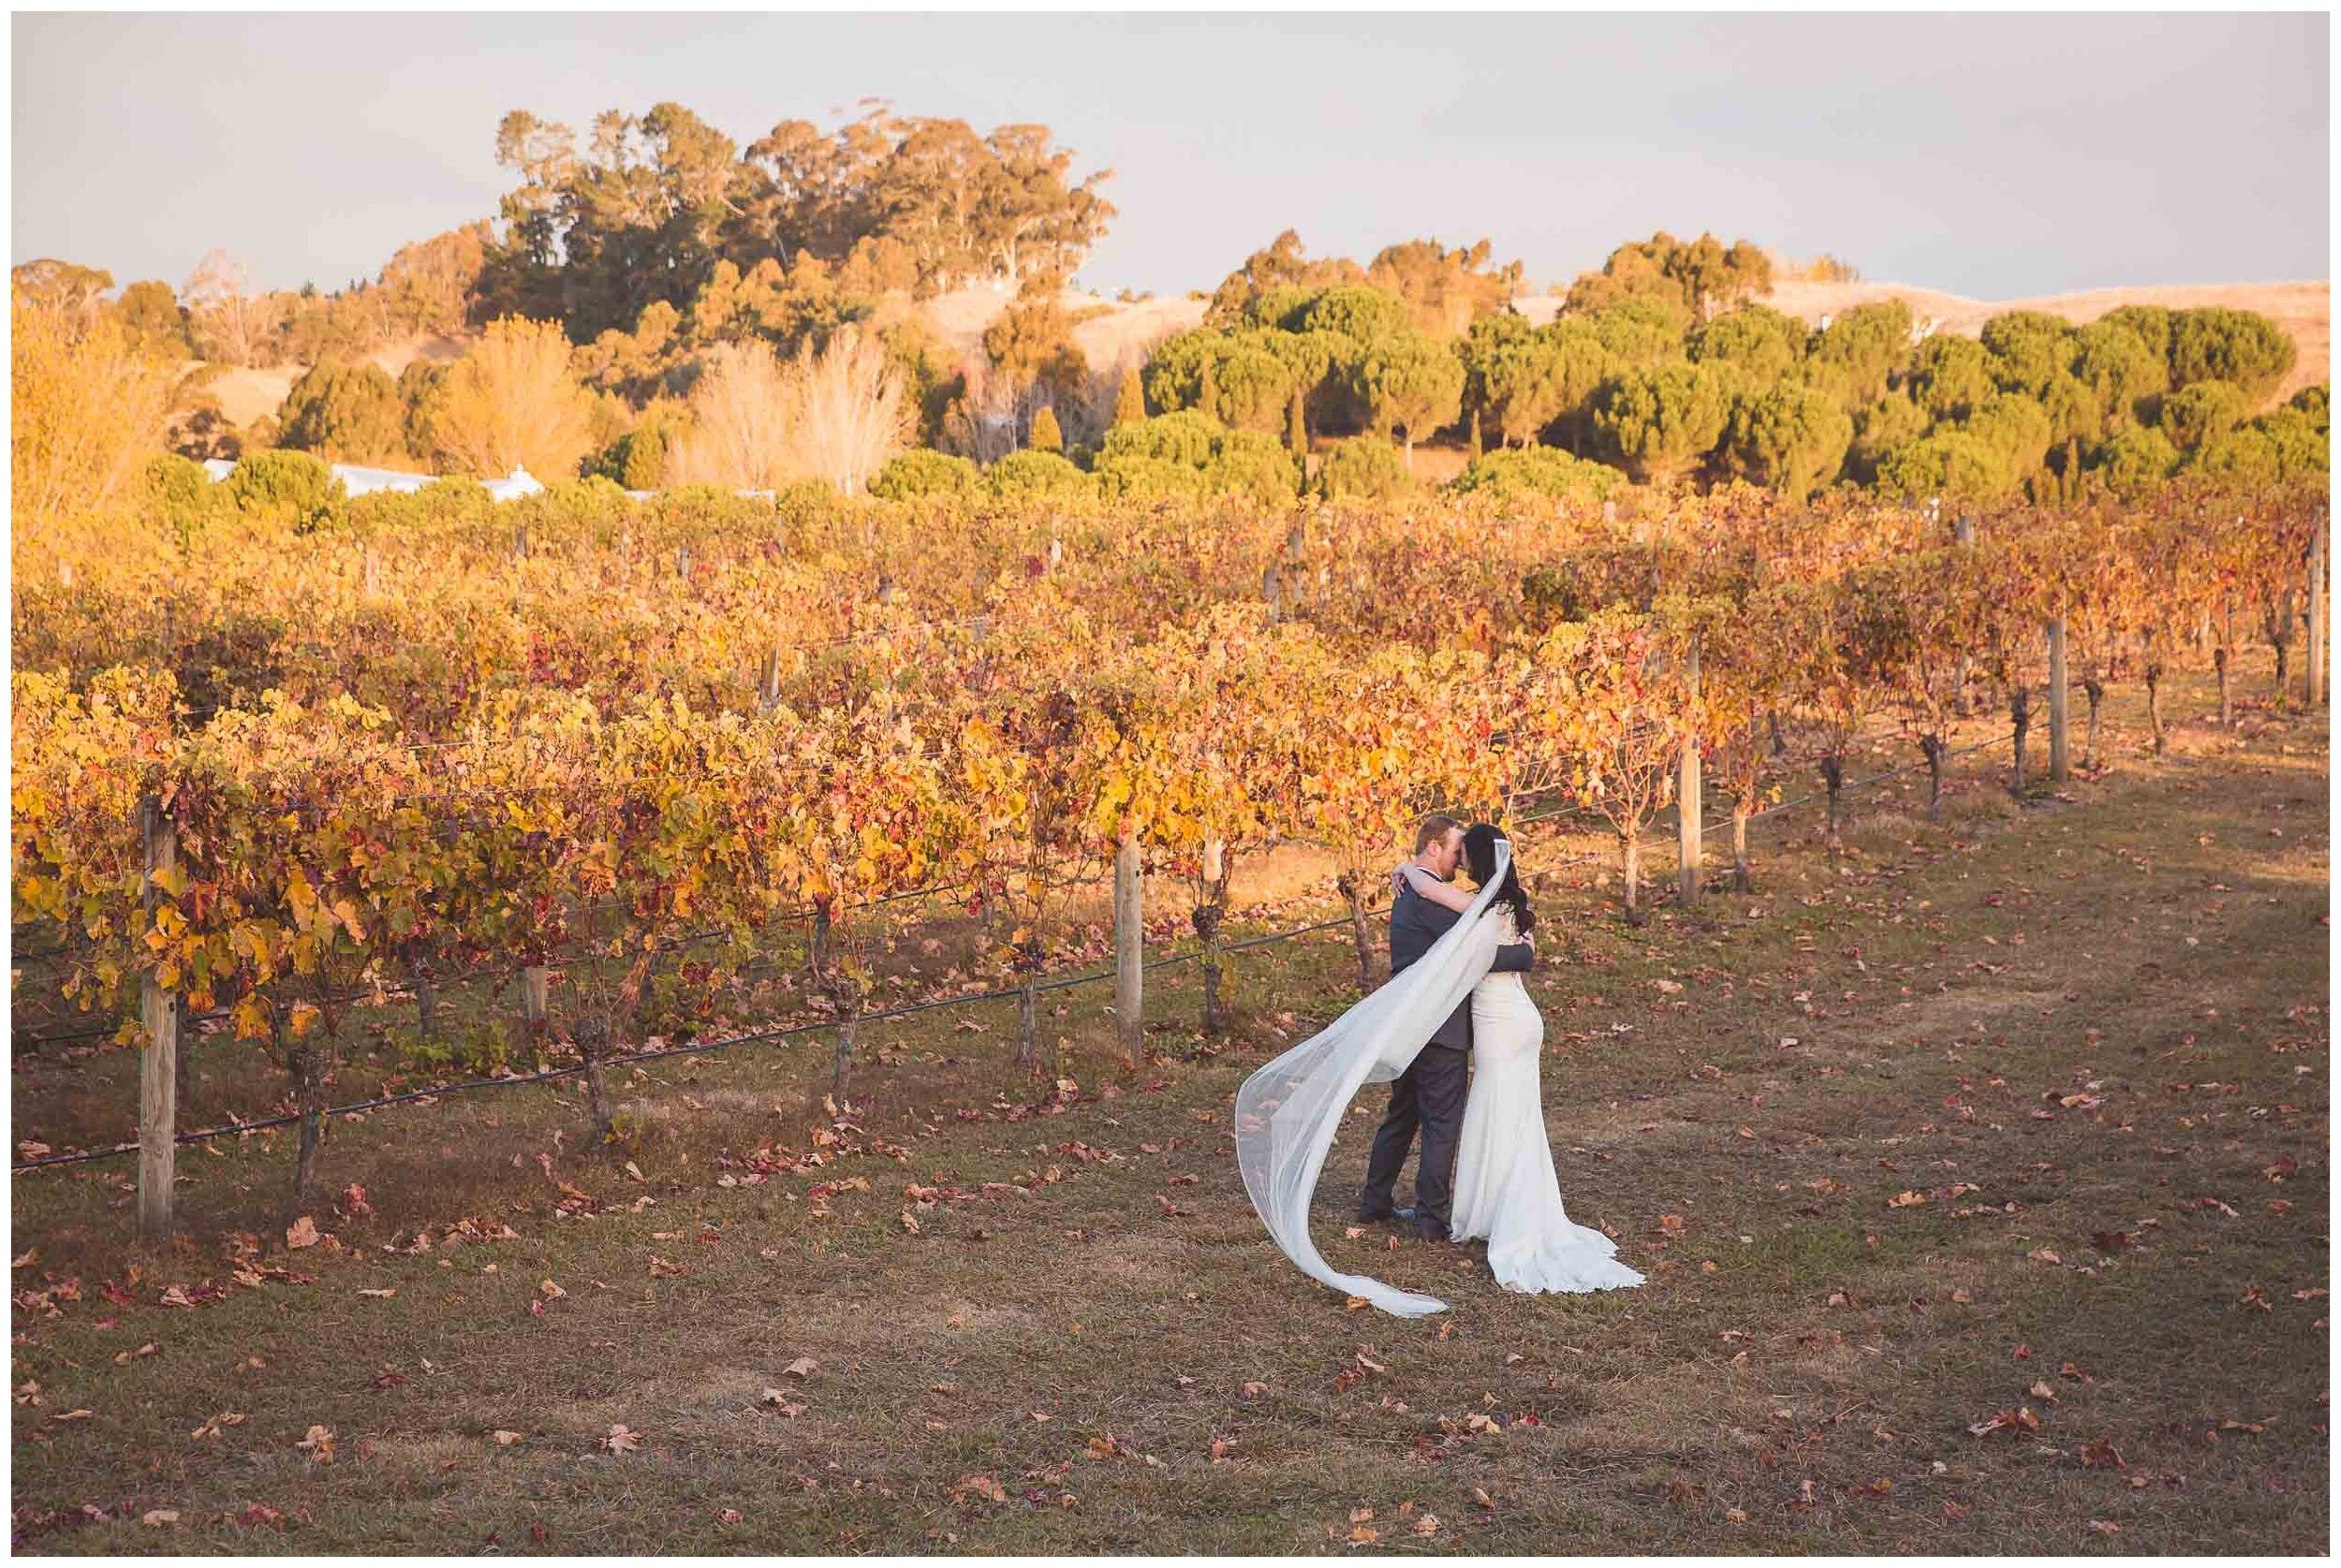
top-left (1391, 1206), bottom-right (1421, 1225)
top-left (1356, 1201), bottom-right (1395, 1224)
top-left (1413, 1215), bottom-right (1451, 1243)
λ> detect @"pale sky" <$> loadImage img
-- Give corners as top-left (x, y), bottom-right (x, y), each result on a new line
top-left (11, 11), bottom-right (2330, 300)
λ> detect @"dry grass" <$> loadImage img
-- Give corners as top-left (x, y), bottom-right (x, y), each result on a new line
top-left (10, 665), bottom-right (2327, 1554)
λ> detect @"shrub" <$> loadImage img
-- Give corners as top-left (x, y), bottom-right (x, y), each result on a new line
top-left (1592, 361), bottom-right (1735, 485)
top-left (1317, 435), bottom-right (1408, 501)
top-left (144, 452), bottom-right (226, 549)
top-left (1451, 445), bottom-right (1623, 504)
top-left (868, 448), bottom-right (980, 500)
top-left (1095, 451), bottom-right (1209, 501)
top-left (228, 448), bottom-right (344, 526)
top-left (1098, 409), bottom-right (1226, 470)
top-left (989, 448), bottom-right (1092, 500)
top-left (1203, 429), bottom-right (1302, 502)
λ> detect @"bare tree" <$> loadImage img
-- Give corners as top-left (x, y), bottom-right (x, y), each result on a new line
top-left (182, 251), bottom-right (279, 367)
top-left (670, 327), bottom-right (909, 494)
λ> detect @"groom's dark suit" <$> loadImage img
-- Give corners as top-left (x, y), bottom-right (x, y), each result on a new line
top-left (1358, 870), bottom-right (1535, 1237)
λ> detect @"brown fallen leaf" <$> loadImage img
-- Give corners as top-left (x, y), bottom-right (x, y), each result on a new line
top-left (357, 1288), bottom-right (396, 1299)
top-left (603, 1423), bottom-right (641, 1455)
top-left (782, 1356), bottom-right (817, 1379)
top-left (492, 1429), bottom-right (525, 1445)
top-left (298, 1424), bottom-right (335, 1464)
top-left (1413, 1513), bottom-right (1439, 1536)
top-left (2086, 1520), bottom-right (2121, 1536)
top-left (1471, 1487), bottom-right (1495, 1510)
top-left (285, 1217), bottom-right (320, 1250)
top-left (141, 1509), bottom-right (180, 1527)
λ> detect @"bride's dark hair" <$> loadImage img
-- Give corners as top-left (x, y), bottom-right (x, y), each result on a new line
top-left (1463, 823), bottom-right (1534, 934)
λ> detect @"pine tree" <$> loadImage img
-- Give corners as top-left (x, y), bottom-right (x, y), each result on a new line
top-left (621, 423), bottom-right (666, 490)
top-left (1467, 406), bottom-right (1483, 459)
top-left (1114, 366), bottom-right (1145, 427)
top-left (1198, 357), bottom-right (1220, 423)
top-left (1029, 404), bottom-right (1063, 453)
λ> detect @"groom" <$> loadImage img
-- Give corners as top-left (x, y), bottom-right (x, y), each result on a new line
top-left (1358, 813), bottom-right (1536, 1241)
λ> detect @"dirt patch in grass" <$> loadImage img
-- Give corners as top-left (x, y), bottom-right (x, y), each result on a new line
top-left (11, 667), bottom-right (2327, 1553)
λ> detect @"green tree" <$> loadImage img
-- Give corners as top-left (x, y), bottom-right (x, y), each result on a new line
top-left (1351, 333), bottom-right (1465, 466)
top-left (1805, 300), bottom-right (1914, 405)
top-left (1724, 380), bottom-right (1853, 497)
top-left (2156, 378), bottom-right (2252, 453)
top-left (1873, 431), bottom-right (2010, 503)
top-left (1114, 363), bottom-right (1146, 426)
top-left (1203, 429), bottom-right (1301, 501)
top-left (277, 360), bottom-right (407, 466)
top-left (1593, 361), bottom-right (1734, 486)
top-left (1565, 230), bottom-right (1772, 321)
top-left (1028, 403), bottom-right (1064, 452)
top-left (1979, 310), bottom-right (2077, 396)
top-left (1317, 434), bottom-right (1407, 500)
top-left (2090, 425), bottom-right (2181, 497)
top-left (2096, 304), bottom-right (2174, 364)
top-left (1686, 302), bottom-right (1806, 387)
top-left (2198, 405), bottom-right (2327, 481)
top-left (1207, 344), bottom-right (1293, 432)
top-left (1584, 296), bottom-right (1688, 370)
top-left (1959, 392), bottom-right (2054, 480)
top-left (620, 422), bottom-right (667, 489)
top-left (1905, 334), bottom-right (1995, 421)
top-left (1844, 389), bottom-right (1927, 485)
top-left (1296, 286), bottom-right (1410, 347)
top-left (116, 280), bottom-right (193, 358)
top-left (2070, 318), bottom-right (2166, 429)
top-left (2167, 307), bottom-right (2295, 399)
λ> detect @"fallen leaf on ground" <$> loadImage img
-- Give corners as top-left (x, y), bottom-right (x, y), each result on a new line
top-left (602, 1424), bottom-right (641, 1454)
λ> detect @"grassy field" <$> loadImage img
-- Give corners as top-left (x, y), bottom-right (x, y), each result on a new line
top-left (10, 665), bottom-right (2329, 1554)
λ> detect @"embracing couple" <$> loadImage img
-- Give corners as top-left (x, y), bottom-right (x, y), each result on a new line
top-left (1235, 815), bottom-right (1642, 1316)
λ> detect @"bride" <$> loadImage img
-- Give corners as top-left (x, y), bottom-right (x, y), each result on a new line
top-left (1235, 827), bottom-right (1642, 1315)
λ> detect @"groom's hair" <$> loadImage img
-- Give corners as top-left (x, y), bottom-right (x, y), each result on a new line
top-left (1412, 813), bottom-right (1464, 855)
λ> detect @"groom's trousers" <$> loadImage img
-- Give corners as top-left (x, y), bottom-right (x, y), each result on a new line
top-left (1359, 1042), bottom-right (1469, 1227)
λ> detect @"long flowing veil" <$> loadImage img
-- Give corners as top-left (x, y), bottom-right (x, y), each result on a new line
top-left (1234, 841), bottom-right (1511, 1317)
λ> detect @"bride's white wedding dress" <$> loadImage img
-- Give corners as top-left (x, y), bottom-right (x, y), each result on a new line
top-left (1234, 840), bottom-right (1642, 1316)
top-left (1446, 902), bottom-right (1644, 1296)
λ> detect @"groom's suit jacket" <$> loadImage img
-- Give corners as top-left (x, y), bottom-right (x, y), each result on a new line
top-left (1390, 872), bottom-right (1536, 1052)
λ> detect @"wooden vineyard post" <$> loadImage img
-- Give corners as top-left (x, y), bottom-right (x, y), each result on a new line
top-left (361, 544), bottom-right (380, 597)
top-left (521, 964), bottom-right (550, 1060)
top-left (2310, 509), bottom-right (2328, 710)
top-left (513, 523), bottom-right (528, 561)
top-left (1677, 632), bottom-right (1702, 904)
top-left (138, 796), bottom-right (179, 1245)
top-left (1114, 830), bottom-right (1144, 1067)
top-left (2047, 617), bottom-right (2069, 784)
